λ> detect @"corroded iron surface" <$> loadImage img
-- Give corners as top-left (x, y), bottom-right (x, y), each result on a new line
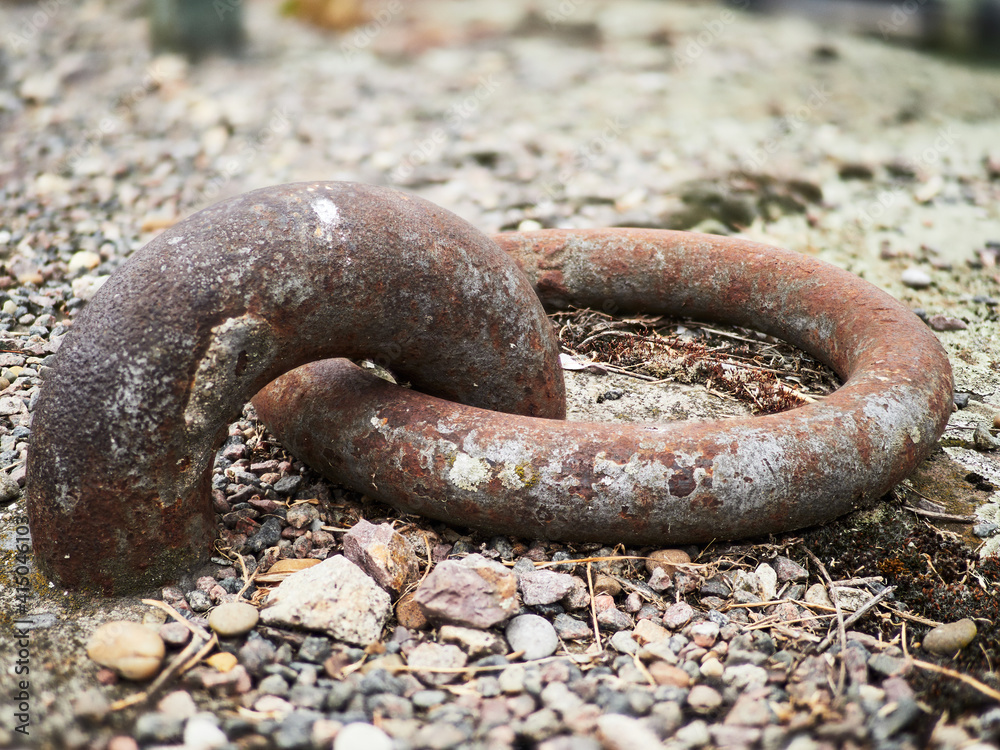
top-left (254, 228), bottom-right (954, 545)
top-left (26, 183), bottom-right (564, 593)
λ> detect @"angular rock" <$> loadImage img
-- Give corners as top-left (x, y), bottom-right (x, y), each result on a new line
top-left (553, 613), bottom-right (591, 641)
top-left (663, 601), bottom-right (695, 629)
top-left (260, 555), bottom-right (391, 645)
top-left (773, 556), bottom-right (808, 582)
top-left (414, 554), bottom-right (517, 628)
top-left (518, 569), bottom-right (577, 606)
top-left (439, 625), bottom-right (508, 659)
top-left (343, 519), bottom-right (420, 596)
top-left (755, 563), bottom-right (778, 602)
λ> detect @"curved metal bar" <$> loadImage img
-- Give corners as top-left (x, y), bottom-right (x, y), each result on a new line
top-left (254, 229), bottom-right (954, 545)
top-left (26, 183), bottom-right (565, 593)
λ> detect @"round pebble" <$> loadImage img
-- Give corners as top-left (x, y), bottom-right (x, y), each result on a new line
top-left (901, 267), bottom-right (932, 288)
top-left (687, 684), bottom-right (724, 713)
top-left (208, 602), bottom-right (260, 637)
top-left (922, 619), bottom-right (977, 655)
top-left (506, 614), bottom-right (559, 660)
top-left (645, 549), bottom-right (691, 576)
top-left (87, 622), bottom-right (165, 681)
top-left (334, 722), bottom-right (393, 750)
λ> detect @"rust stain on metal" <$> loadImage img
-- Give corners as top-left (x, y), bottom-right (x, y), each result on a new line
top-left (26, 182), bottom-right (564, 593)
top-left (254, 228), bottom-right (953, 546)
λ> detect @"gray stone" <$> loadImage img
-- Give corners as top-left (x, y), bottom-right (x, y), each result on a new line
top-left (517, 569), bottom-right (577, 606)
top-left (506, 614), bottom-right (559, 661)
top-left (0, 471), bottom-right (19, 503)
top-left (610, 630), bottom-right (639, 654)
top-left (553, 613), bottom-right (591, 640)
top-left (273, 474), bottom-right (303, 495)
top-left (596, 607), bottom-right (634, 632)
top-left (406, 642), bottom-right (467, 686)
top-left (414, 553), bottom-right (518, 628)
top-left (260, 555), bottom-right (391, 646)
top-left (134, 712), bottom-right (183, 744)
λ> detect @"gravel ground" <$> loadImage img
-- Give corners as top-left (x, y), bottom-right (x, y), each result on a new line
top-left (2, 0), bottom-right (1000, 748)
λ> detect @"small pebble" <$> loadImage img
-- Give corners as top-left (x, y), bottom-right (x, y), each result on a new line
top-left (687, 684), bottom-right (724, 713)
top-left (87, 622), bottom-right (165, 681)
top-left (922, 619), bottom-right (977, 655)
top-left (506, 614), bottom-right (559, 660)
top-left (901, 267), bottom-right (932, 288)
top-left (645, 548), bottom-right (691, 576)
top-left (334, 722), bottom-right (394, 750)
top-left (208, 602), bottom-right (259, 637)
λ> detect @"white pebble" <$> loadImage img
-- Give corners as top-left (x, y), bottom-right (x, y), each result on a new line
top-left (901, 267), bottom-right (932, 288)
top-left (334, 722), bottom-right (393, 750)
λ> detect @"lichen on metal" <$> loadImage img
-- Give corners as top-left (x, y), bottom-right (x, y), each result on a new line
top-left (253, 228), bottom-right (954, 546)
top-left (25, 182), bottom-right (565, 594)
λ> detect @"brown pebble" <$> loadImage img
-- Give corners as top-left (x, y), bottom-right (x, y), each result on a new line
top-left (396, 591), bottom-right (429, 630)
top-left (922, 618), bottom-right (977, 655)
top-left (993, 414), bottom-right (1000, 430)
top-left (645, 549), bottom-right (691, 576)
top-left (648, 660), bottom-right (691, 688)
top-left (593, 573), bottom-right (622, 597)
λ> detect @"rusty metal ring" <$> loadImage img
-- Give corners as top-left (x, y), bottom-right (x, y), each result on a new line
top-left (26, 182), bottom-right (565, 593)
top-left (253, 228), bottom-right (954, 545)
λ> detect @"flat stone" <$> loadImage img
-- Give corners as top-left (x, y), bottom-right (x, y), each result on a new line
top-left (208, 602), bottom-right (259, 637)
top-left (343, 519), bottom-right (420, 596)
top-left (633, 618), bottom-right (670, 644)
top-left (260, 555), bottom-right (391, 646)
top-left (518, 569), bottom-right (577, 606)
top-left (414, 553), bottom-right (518, 628)
top-left (439, 624), bottom-right (508, 658)
top-left (922, 618), bottom-right (977, 655)
top-left (610, 630), bottom-right (639, 654)
top-left (406, 642), bottom-right (467, 686)
top-left (506, 614), bottom-right (559, 660)
top-left (87, 622), bottom-right (165, 681)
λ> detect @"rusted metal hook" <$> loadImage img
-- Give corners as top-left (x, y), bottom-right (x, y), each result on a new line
top-left (253, 228), bottom-right (954, 545)
top-left (26, 182), bottom-right (565, 593)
